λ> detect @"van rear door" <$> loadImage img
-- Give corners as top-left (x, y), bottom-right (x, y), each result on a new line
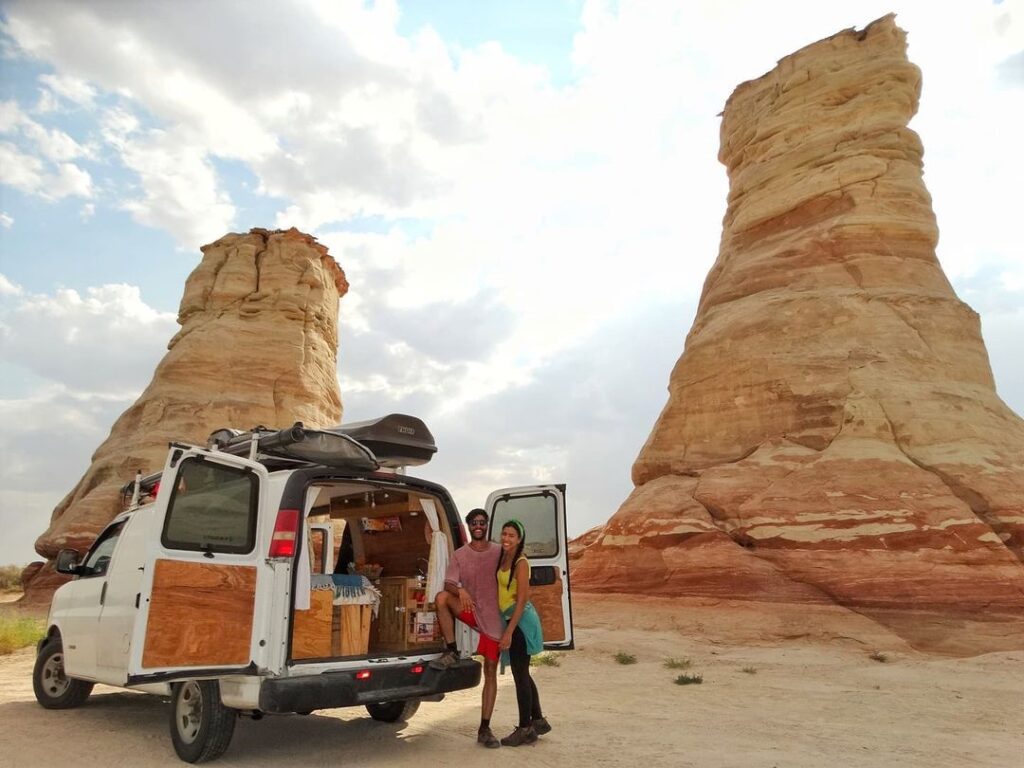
top-left (486, 485), bottom-right (574, 650)
top-left (126, 446), bottom-right (269, 684)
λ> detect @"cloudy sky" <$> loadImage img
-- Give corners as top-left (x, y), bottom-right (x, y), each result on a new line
top-left (0, 1), bottom-right (1021, 565)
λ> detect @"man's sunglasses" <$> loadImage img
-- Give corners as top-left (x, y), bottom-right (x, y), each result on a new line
top-left (468, 520), bottom-right (488, 527)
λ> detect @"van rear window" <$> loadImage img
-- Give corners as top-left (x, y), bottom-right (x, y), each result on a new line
top-left (161, 458), bottom-right (258, 554)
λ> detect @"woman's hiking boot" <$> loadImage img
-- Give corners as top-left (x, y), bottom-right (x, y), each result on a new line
top-left (532, 717), bottom-right (552, 735)
top-left (477, 727), bottom-right (500, 748)
top-left (500, 725), bottom-right (538, 747)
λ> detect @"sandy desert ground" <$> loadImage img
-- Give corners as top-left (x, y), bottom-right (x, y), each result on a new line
top-left (1, 593), bottom-right (1022, 768)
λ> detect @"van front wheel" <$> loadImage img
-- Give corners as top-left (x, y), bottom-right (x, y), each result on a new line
top-left (32, 638), bottom-right (94, 709)
top-left (170, 680), bottom-right (237, 763)
top-left (365, 699), bottom-right (420, 722)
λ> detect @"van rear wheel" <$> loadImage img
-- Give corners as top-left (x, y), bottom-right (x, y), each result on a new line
top-left (33, 637), bottom-right (94, 709)
top-left (365, 699), bottom-right (420, 723)
top-left (170, 680), bottom-right (237, 763)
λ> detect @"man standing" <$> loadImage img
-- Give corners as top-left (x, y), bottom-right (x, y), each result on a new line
top-left (430, 508), bottom-right (503, 748)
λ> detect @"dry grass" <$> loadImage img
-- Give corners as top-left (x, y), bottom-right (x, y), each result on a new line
top-left (613, 651), bottom-right (638, 665)
top-left (663, 657), bottom-right (692, 670)
top-left (0, 615), bottom-right (44, 655)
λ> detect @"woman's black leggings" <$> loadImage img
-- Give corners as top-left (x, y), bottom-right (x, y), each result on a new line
top-left (509, 625), bottom-right (543, 728)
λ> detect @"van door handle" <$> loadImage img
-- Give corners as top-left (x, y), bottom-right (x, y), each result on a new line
top-left (100, 582), bottom-right (108, 605)
top-left (135, 593), bottom-right (140, 609)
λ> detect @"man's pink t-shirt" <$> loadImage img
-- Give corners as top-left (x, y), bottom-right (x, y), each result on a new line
top-left (444, 541), bottom-right (502, 640)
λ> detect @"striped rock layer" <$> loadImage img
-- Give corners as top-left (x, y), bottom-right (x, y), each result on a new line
top-left (572, 17), bottom-right (1024, 628)
top-left (25, 228), bottom-right (347, 600)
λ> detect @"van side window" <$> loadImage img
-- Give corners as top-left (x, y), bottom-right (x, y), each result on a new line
top-left (82, 521), bottom-right (126, 578)
top-left (161, 458), bottom-right (258, 554)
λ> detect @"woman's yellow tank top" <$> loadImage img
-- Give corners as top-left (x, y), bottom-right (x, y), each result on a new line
top-left (497, 556), bottom-right (529, 612)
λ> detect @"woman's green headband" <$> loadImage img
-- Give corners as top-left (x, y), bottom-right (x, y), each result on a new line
top-left (503, 518), bottom-right (525, 538)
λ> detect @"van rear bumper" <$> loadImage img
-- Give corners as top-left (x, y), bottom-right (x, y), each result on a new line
top-left (258, 659), bottom-right (481, 713)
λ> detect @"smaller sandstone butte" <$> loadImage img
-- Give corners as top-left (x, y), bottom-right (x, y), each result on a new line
top-left (572, 16), bottom-right (1024, 645)
top-left (24, 228), bottom-right (347, 601)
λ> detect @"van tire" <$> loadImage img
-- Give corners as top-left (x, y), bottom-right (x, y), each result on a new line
top-left (365, 699), bottom-right (420, 722)
top-left (32, 637), bottom-right (94, 709)
top-left (170, 680), bottom-right (236, 763)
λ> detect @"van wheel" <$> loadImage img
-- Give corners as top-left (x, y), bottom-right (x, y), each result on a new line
top-left (170, 680), bottom-right (237, 763)
top-left (365, 699), bottom-right (420, 723)
top-left (33, 638), bottom-right (94, 709)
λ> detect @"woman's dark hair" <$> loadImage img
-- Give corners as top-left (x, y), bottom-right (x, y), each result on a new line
top-left (496, 519), bottom-right (527, 589)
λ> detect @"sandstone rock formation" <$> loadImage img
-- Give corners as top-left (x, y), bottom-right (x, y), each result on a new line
top-left (572, 16), bottom-right (1024, 631)
top-left (24, 228), bottom-right (347, 601)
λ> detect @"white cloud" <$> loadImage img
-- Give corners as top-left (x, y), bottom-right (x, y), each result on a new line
top-left (0, 273), bottom-right (23, 295)
top-left (0, 282), bottom-right (176, 393)
top-left (38, 72), bottom-right (97, 107)
top-left (0, 211), bottom-right (13, 229)
top-left (118, 129), bottom-right (236, 250)
top-left (0, 98), bottom-right (92, 161)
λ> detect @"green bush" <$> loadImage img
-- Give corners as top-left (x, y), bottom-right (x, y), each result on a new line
top-left (613, 651), bottom-right (637, 665)
top-left (674, 673), bottom-right (703, 686)
top-left (0, 615), bottom-right (44, 655)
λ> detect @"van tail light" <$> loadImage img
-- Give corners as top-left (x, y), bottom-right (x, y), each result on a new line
top-left (355, 670), bottom-right (371, 680)
top-left (269, 509), bottom-right (300, 559)
top-left (150, 481), bottom-right (160, 498)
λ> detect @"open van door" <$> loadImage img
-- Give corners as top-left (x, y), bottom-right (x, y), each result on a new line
top-left (486, 485), bottom-right (573, 650)
top-left (127, 446), bottom-right (269, 684)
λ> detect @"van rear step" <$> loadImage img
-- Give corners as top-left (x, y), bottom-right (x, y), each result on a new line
top-left (258, 659), bottom-right (481, 713)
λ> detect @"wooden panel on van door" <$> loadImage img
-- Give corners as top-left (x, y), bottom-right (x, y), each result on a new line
top-left (531, 573), bottom-right (566, 642)
top-left (143, 559), bottom-right (257, 668)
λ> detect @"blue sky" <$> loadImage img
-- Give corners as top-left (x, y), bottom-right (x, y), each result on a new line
top-left (0, 0), bottom-right (1022, 565)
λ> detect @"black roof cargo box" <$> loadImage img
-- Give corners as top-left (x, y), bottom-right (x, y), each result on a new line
top-left (331, 414), bottom-right (437, 468)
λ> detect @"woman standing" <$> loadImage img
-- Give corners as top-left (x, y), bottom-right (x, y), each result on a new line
top-left (496, 519), bottom-right (551, 746)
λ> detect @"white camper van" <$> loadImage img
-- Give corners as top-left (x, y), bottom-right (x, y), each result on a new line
top-left (34, 415), bottom-right (573, 763)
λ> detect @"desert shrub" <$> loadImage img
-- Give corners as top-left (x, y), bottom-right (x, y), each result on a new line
top-left (613, 652), bottom-right (637, 665)
top-left (741, 666), bottom-right (757, 674)
top-left (531, 653), bottom-right (560, 667)
top-left (869, 651), bottom-right (888, 663)
top-left (674, 673), bottom-right (703, 685)
top-left (0, 565), bottom-right (23, 591)
top-left (663, 657), bottom-right (692, 670)
top-left (0, 615), bottom-right (44, 655)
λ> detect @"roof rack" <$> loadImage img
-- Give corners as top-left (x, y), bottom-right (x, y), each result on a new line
top-left (119, 414), bottom-right (436, 511)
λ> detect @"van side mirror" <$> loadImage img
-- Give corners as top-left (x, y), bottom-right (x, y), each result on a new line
top-left (55, 549), bottom-right (82, 575)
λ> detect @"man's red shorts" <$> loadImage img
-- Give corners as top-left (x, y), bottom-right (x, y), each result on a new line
top-left (457, 610), bottom-right (500, 662)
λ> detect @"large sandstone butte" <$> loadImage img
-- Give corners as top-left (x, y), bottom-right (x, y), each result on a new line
top-left (572, 16), bottom-right (1024, 644)
top-left (23, 228), bottom-right (347, 601)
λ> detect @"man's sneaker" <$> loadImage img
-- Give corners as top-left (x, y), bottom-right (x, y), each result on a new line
top-left (428, 648), bottom-right (460, 670)
top-left (500, 725), bottom-right (537, 747)
top-left (531, 717), bottom-right (552, 736)
top-left (477, 727), bottom-right (500, 748)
